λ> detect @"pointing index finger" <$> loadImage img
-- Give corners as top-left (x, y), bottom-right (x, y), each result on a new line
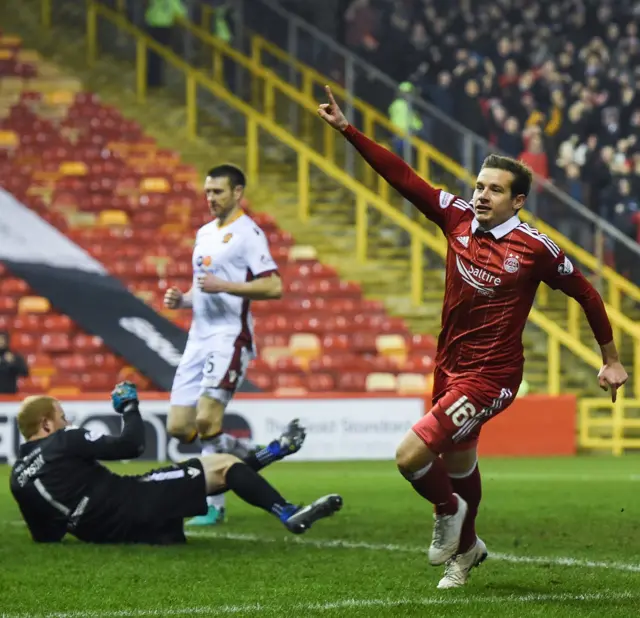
top-left (325, 85), bottom-right (337, 106)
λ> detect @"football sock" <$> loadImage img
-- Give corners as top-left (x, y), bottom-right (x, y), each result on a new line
top-left (224, 462), bottom-right (292, 518)
top-left (450, 462), bottom-right (482, 553)
top-left (201, 435), bottom-right (226, 510)
top-left (407, 457), bottom-right (458, 515)
top-left (242, 441), bottom-right (282, 472)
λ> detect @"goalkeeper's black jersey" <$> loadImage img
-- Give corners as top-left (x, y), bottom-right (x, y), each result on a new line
top-left (10, 411), bottom-right (145, 542)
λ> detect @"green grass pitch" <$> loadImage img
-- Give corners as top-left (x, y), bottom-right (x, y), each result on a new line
top-left (1, 456), bottom-right (639, 617)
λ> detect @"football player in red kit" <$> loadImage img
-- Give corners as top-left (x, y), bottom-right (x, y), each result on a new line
top-left (318, 86), bottom-right (628, 589)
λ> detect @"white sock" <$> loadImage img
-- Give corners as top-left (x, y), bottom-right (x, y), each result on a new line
top-left (201, 440), bottom-right (225, 511)
top-left (207, 493), bottom-right (225, 510)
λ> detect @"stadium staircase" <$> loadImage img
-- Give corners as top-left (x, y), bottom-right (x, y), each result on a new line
top-left (3, 1), bottom-right (640, 404)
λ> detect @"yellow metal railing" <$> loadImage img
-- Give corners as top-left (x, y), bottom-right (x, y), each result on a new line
top-left (41, 0), bottom-right (640, 452)
top-left (171, 11), bottom-right (640, 398)
top-left (580, 398), bottom-right (640, 455)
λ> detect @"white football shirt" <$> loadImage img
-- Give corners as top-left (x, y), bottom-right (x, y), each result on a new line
top-left (189, 212), bottom-right (278, 345)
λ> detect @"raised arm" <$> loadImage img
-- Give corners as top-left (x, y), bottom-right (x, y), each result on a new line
top-left (317, 86), bottom-right (465, 231)
top-left (63, 382), bottom-right (146, 461)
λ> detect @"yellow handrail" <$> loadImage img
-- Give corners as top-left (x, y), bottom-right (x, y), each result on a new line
top-left (167, 13), bottom-right (640, 397)
top-left (39, 0), bottom-right (640, 453)
top-left (74, 2), bottom-right (618, 397)
top-left (248, 33), bottom-right (640, 304)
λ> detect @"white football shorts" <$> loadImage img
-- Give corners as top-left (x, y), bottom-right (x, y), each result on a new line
top-left (169, 335), bottom-right (252, 407)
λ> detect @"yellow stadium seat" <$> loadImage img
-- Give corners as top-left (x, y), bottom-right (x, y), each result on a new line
top-left (396, 373), bottom-right (429, 394)
top-left (19, 296), bottom-right (51, 314)
top-left (274, 386), bottom-right (308, 397)
top-left (48, 387), bottom-right (81, 397)
top-left (0, 77), bottom-right (24, 93)
top-left (288, 245), bottom-right (318, 262)
top-left (160, 222), bottom-right (187, 234)
top-left (365, 372), bottom-right (397, 392)
top-left (140, 177), bottom-right (170, 193)
top-left (17, 49), bottom-right (41, 63)
top-left (376, 334), bottom-right (407, 364)
top-left (0, 130), bottom-right (19, 149)
top-left (98, 210), bottom-right (130, 227)
top-left (0, 35), bottom-right (23, 48)
top-left (31, 364), bottom-right (56, 379)
top-left (58, 161), bottom-right (88, 176)
top-left (261, 346), bottom-right (292, 367)
top-left (0, 49), bottom-right (13, 60)
top-left (44, 91), bottom-right (75, 106)
top-left (289, 333), bottom-right (321, 368)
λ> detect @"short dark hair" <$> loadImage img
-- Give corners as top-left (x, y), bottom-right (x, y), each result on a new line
top-left (206, 164), bottom-right (246, 189)
top-left (481, 154), bottom-right (533, 197)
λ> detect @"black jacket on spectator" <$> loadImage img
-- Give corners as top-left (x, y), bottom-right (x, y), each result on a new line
top-left (0, 331), bottom-right (29, 394)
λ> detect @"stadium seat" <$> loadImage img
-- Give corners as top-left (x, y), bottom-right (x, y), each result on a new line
top-left (288, 245), bottom-right (318, 262)
top-left (305, 373), bottom-right (335, 392)
top-left (288, 333), bottom-right (321, 367)
top-left (365, 372), bottom-right (397, 392)
top-left (40, 333), bottom-right (70, 353)
top-left (48, 386), bottom-right (81, 396)
top-left (376, 334), bottom-right (408, 364)
top-left (246, 370), bottom-right (274, 391)
top-left (396, 373), bottom-right (429, 394)
top-left (18, 296), bottom-right (51, 314)
top-left (19, 375), bottom-right (51, 393)
top-left (11, 333), bottom-right (38, 354)
top-left (0, 130), bottom-right (19, 149)
top-left (140, 177), bottom-right (170, 193)
top-left (27, 353), bottom-right (56, 377)
top-left (58, 161), bottom-right (88, 176)
top-left (336, 372), bottom-right (368, 392)
top-left (1, 277), bottom-right (29, 297)
top-left (98, 209), bottom-right (130, 226)
top-left (403, 354), bottom-right (435, 374)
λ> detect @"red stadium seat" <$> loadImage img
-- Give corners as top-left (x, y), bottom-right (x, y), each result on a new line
top-left (403, 354), bottom-right (435, 374)
top-left (11, 314), bottom-right (42, 333)
top-left (0, 297), bottom-right (17, 314)
top-left (11, 333), bottom-right (38, 353)
top-left (246, 370), bottom-right (274, 391)
top-left (19, 375), bottom-right (51, 393)
top-left (72, 334), bottom-right (105, 352)
top-left (336, 372), bottom-right (368, 392)
top-left (54, 354), bottom-right (89, 373)
top-left (41, 333), bottom-right (70, 353)
top-left (0, 277), bottom-right (29, 297)
top-left (305, 373), bottom-right (336, 392)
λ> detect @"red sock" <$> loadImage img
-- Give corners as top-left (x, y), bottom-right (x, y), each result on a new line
top-left (450, 463), bottom-right (482, 553)
top-left (409, 457), bottom-right (458, 515)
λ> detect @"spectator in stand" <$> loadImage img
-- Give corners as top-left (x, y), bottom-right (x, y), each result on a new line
top-left (609, 178), bottom-right (640, 284)
top-left (335, 0), bottom-right (640, 254)
top-left (0, 331), bottom-right (29, 394)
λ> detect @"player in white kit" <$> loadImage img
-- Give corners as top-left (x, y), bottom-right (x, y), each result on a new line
top-left (163, 165), bottom-right (283, 525)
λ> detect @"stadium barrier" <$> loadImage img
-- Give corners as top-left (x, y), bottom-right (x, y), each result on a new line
top-left (39, 0), bottom-right (639, 399)
top-left (160, 2), bottom-right (640, 367)
top-left (0, 393), bottom-right (577, 463)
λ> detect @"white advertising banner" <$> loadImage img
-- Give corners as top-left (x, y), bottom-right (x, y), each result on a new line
top-left (0, 397), bottom-right (425, 464)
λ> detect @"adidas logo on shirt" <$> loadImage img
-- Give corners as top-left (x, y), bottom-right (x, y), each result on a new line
top-left (456, 236), bottom-right (470, 248)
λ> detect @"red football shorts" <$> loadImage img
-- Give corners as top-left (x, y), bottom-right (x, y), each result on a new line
top-left (412, 368), bottom-right (519, 454)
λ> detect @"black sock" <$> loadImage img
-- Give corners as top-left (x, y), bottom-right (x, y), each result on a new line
top-left (225, 462), bottom-right (292, 519)
top-left (243, 442), bottom-right (280, 472)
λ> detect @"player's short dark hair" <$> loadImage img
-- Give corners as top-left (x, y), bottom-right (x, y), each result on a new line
top-left (206, 164), bottom-right (246, 189)
top-left (481, 154), bottom-right (533, 197)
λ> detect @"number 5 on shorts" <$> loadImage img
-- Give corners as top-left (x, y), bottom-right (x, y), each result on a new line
top-left (203, 353), bottom-right (215, 377)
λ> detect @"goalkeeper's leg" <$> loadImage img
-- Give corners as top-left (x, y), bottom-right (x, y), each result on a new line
top-left (200, 453), bottom-right (342, 534)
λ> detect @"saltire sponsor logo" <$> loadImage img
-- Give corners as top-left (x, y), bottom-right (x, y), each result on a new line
top-left (455, 256), bottom-right (502, 296)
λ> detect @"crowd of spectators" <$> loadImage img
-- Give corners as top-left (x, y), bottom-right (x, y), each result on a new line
top-left (339, 0), bottom-right (640, 249)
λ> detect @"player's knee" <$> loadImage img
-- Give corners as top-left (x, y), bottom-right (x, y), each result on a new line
top-left (395, 430), bottom-right (435, 478)
top-left (167, 406), bottom-right (196, 441)
top-left (195, 394), bottom-right (225, 438)
top-left (200, 453), bottom-right (242, 492)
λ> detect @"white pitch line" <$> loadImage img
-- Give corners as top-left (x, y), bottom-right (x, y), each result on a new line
top-left (186, 530), bottom-right (640, 574)
top-left (2, 592), bottom-right (638, 618)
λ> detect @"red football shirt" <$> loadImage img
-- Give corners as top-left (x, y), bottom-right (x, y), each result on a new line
top-left (344, 125), bottom-right (613, 385)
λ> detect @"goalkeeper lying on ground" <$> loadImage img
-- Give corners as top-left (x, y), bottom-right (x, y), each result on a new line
top-left (10, 382), bottom-right (343, 544)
